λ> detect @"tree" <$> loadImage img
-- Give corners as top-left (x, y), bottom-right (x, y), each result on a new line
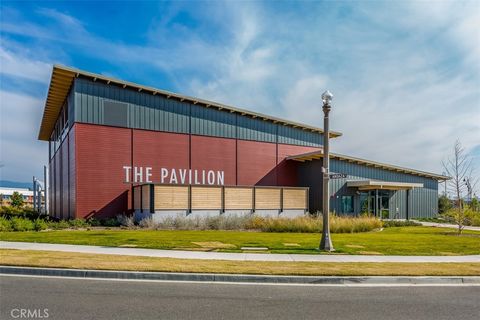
top-left (442, 140), bottom-right (478, 234)
top-left (10, 191), bottom-right (24, 208)
top-left (438, 195), bottom-right (452, 214)
top-left (471, 197), bottom-right (479, 212)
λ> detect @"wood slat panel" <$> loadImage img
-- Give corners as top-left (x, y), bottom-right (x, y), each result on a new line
top-left (255, 188), bottom-right (281, 209)
top-left (133, 186), bottom-right (141, 210)
top-left (154, 185), bottom-right (188, 210)
top-left (191, 186), bottom-right (222, 210)
top-left (142, 185), bottom-right (150, 210)
top-left (224, 187), bottom-right (253, 210)
top-left (283, 189), bottom-right (307, 209)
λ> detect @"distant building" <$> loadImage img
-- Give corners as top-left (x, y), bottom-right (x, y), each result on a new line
top-left (0, 187), bottom-right (34, 206)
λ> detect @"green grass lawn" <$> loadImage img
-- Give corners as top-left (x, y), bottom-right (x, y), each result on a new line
top-left (1, 227), bottom-right (479, 255)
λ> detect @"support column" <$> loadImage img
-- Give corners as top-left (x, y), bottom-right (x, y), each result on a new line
top-left (406, 189), bottom-right (410, 220)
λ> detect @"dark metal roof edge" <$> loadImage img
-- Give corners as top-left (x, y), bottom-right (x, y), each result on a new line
top-left (286, 150), bottom-right (451, 181)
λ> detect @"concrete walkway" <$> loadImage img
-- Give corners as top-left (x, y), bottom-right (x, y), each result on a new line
top-left (2, 241), bottom-right (479, 263)
top-left (413, 221), bottom-right (480, 231)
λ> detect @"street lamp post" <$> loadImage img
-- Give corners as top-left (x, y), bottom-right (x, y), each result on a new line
top-left (320, 90), bottom-right (334, 251)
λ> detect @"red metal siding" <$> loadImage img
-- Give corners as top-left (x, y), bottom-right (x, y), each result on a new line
top-left (48, 155), bottom-right (54, 218)
top-left (277, 145), bottom-right (320, 162)
top-left (276, 145), bottom-right (321, 186)
top-left (54, 147), bottom-right (61, 219)
top-left (191, 135), bottom-right (236, 185)
top-left (65, 123), bottom-right (318, 219)
top-left (237, 140), bottom-right (277, 186)
top-left (133, 130), bottom-right (189, 183)
top-left (75, 123), bottom-right (131, 219)
top-left (68, 127), bottom-right (76, 218)
top-left (62, 137), bottom-right (69, 218)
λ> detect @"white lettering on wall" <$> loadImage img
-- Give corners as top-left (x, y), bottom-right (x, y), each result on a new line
top-left (170, 170), bottom-right (178, 184)
top-left (123, 166), bottom-right (132, 183)
top-left (207, 170), bottom-right (215, 185)
top-left (122, 166), bottom-right (225, 185)
top-left (145, 167), bottom-right (152, 183)
top-left (134, 167), bottom-right (143, 183)
top-left (217, 171), bottom-right (224, 185)
top-left (194, 170), bottom-right (199, 184)
top-left (161, 168), bottom-right (169, 183)
top-left (179, 169), bottom-right (187, 184)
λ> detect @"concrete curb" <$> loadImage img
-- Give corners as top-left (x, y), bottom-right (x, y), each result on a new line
top-left (1, 266), bottom-right (479, 285)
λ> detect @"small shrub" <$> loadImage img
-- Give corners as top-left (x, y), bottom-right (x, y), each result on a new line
top-left (10, 217), bottom-right (35, 231)
top-left (137, 214), bottom-right (382, 233)
top-left (69, 219), bottom-right (90, 229)
top-left (47, 220), bottom-right (70, 230)
top-left (331, 215), bottom-right (383, 233)
top-left (10, 191), bottom-right (24, 208)
top-left (33, 219), bottom-right (48, 231)
top-left (102, 218), bottom-right (120, 227)
top-left (382, 220), bottom-right (421, 228)
top-left (0, 216), bottom-right (12, 232)
top-left (87, 218), bottom-right (102, 226)
top-left (0, 206), bottom-right (41, 220)
top-left (442, 205), bottom-right (478, 232)
top-left (139, 217), bottom-right (158, 229)
top-left (117, 215), bottom-right (135, 228)
top-left (0, 206), bottom-right (21, 217)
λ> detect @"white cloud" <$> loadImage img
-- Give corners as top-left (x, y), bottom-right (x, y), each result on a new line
top-left (0, 47), bottom-right (51, 82)
top-left (0, 90), bottom-right (47, 181)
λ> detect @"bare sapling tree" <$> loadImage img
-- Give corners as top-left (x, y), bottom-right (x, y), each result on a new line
top-left (442, 139), bottom-right (478, 234)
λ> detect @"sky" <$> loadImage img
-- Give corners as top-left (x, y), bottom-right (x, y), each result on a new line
top-left (0, 0), bottom-right (479, 189)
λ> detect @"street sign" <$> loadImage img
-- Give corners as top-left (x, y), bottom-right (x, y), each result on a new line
top-left (329, 173), bottom-right (347, 179)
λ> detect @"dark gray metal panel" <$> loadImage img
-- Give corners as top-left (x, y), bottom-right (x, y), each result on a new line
top-left (278, 125), bottom-right (322, 147)
top-left (72, 78), bottom-right (324, 146)
top-left (67, 88), bottom-right (75, 129)
top-left (237, 116), bottom-right (276, 142)
top-left (296, 158), bottom-right (439, 218)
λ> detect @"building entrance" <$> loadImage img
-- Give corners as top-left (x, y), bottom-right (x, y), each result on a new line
top-left (359, 190), bottom-right (390, 218)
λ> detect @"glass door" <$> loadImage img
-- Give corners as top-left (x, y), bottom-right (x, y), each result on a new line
top-left (377, 190), bottom-right (390, 219)
top-left (359, 191), bottom-right (375, 216)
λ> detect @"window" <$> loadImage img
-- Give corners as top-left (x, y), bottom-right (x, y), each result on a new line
top-left (341, 196), bottom-right (354, 214)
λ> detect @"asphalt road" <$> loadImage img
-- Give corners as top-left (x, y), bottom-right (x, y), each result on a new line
top-left (0, 275), bottom-right (479, 320)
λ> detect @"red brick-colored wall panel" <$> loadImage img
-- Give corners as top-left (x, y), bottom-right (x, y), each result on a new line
top-left (54, 148), bottom-right (61, 219)
top-left (75, 123), bottom-right (131, 219)
top-left (191, 135), bottom-right (236, 185)
top-left (68, 127), bottom-right (76, 218)
top-left (48, 154), bottom-right (54, 218)
top-left (275, 160), bottom-right (299, 186)
top-left (61, 138), bottom-right (69, 218)
top-left (277, 144), bottom-right (321, 163)
top-left (237, 140), bottom-right (277, 186)
top-left (276, 144), bottom-right (321, 186)
top-left (133, 130), bottom-right (189, 183)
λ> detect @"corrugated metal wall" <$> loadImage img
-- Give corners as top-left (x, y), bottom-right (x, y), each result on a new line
top-left (297, 158), bottom-right (439, 218)
top-left (72, 78), bottom-right (322, 147)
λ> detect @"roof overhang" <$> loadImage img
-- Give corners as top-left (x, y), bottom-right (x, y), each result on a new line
top-left (38, 66), bottom-right (78, 140)
top-left (347, 180), bottom-right (424, 191)
top-left (38, 64), bottom-right (343, 141)
top-left (287, 150), bottom-right (451, 181)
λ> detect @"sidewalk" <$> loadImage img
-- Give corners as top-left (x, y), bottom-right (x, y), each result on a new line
top-left (2, 241), bottom-right (479, 263)
top-left (413, 221), bottom-right (480, 231)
